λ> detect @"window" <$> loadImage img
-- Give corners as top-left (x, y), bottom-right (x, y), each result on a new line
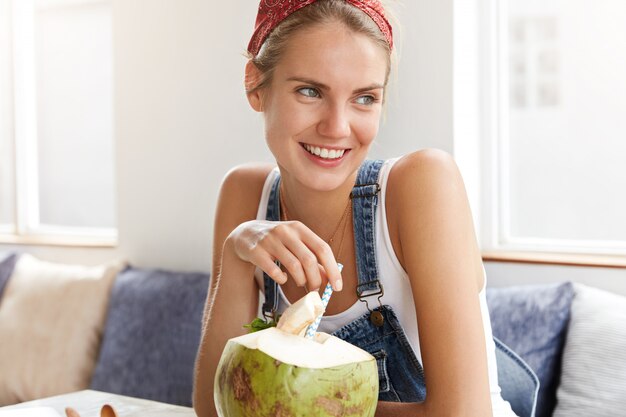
top-left (0, 0), bottom-right (115, 246)
top-left (0, 0), bottom-right (14, 233)
top-left (480, 0), bottom-right (626, 258)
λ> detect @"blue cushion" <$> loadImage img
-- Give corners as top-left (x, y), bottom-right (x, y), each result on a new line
top-left (0, 252), bottom-right (20, 301)
top-left (487, 282), bottom-right (574, 417)
top-left (90, 265), bottom-right (210, 406)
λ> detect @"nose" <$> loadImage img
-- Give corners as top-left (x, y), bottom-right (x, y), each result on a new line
top-left (316, 102), bottom-right (351, 139)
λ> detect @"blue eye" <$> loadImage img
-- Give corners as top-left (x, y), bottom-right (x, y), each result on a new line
top-left (297, 87), bottom-right (320, 98)
top-left (356, 95), bottom-right (377, 105)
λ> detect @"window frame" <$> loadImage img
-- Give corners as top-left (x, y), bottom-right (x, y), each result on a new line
top-left (0, 0), bottom-right (116, 248)
top-left (475, 0), bottom-right (626, 265)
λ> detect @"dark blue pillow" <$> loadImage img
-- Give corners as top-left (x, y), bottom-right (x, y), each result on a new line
top-left (0, 252), bottom-right (20, 301)
top-left (90, 265), bottom-right (210, 406)
top-left (487, 282), bottom-right (574, 417)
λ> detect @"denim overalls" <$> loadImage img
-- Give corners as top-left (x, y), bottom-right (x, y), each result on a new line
top-left (261, 160), bottom-right (539, 417)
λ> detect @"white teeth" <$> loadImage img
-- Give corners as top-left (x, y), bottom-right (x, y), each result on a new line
top-left (303, 144), bottom-right (346, 160)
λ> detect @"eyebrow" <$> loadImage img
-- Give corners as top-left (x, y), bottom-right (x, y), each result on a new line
top-left (286, 76), bottom-right (384, 94)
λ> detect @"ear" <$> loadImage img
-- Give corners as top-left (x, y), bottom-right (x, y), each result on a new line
top-left (245, 60), bottom-right (264, 112)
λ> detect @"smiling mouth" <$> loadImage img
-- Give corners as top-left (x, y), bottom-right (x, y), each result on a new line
top-left (301, 143), bottom-right (348, 160)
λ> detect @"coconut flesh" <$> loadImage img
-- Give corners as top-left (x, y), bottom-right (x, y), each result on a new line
top-left (214, 292), bottom-right (379, 417)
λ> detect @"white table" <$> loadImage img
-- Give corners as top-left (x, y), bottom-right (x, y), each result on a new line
top-left (0, 390), bottom-right (195, 417)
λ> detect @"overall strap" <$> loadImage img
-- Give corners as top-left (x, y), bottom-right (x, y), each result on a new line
top-left (261, 172), bottom-right (281, 321)
top-left (261, 159), bottom-right (385, 319)
top-left (351, 159), bottom-right (385, 295)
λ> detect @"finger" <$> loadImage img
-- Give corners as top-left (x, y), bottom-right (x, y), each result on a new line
top-left (296, 226), bottom-right (343, 291)
top-left (299, 248), bottom-right (323, 291)
top-left (264, 224), bottom-right (309, 287)
top-left (249, 249), bottom-right (287, 285)
top-left (277, 221), bottom-right (324, 290)
top-left (316, 264), bottom-right (330, 289)
top-left (265, 240), bottom-right (307, 287)
top-left (283, 238), bottom-right (323, 291)
top-left (316, 251), bottom-right (343, 291)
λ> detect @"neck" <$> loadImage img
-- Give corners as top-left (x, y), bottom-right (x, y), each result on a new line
top-left (279, 171), bottom-right (357, 240)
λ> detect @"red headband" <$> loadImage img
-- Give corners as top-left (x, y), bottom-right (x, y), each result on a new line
top-left (248, 0), bottom-right (393, 57)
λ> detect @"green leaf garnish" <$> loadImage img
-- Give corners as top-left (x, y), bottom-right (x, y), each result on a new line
top-left (243, 316), bottom-right (280, 333)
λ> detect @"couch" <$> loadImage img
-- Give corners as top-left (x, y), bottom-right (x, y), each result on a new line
top-left (0, 250), bottom-right (624, 417)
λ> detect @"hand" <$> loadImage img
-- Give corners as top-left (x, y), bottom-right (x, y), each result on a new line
top-left (228, 220), bottom-right (343, 291)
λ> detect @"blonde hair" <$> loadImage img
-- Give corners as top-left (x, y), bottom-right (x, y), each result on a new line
top-left (246, 0), bottom-right (398, 100)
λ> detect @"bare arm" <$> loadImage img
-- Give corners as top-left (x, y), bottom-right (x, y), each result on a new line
top-left (192, 164), bottom-right (272, 417)
top-left (193, 237), bottom-right (258, 417)
top-left (386, 149), bottom-right (493, 417)
top-left (192, 164), bottom-right (342, 417)
top-left (375, 401), bottom-right (427, 417)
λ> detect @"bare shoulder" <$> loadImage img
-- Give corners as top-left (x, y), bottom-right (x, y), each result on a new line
top-left (221, 162), bottom-right (276, 190)
top-left (388, 148), bottom-right (462, 192)
top-left (214, 162), bottom-right (275, 243)
top-left (386, 148), bottom-right (468, 228)
top-left (219, 162), bottom-right (276, 208)
top-left (385, 149), bottom-right (482, 287)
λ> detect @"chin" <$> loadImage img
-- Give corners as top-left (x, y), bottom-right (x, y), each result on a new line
top-left (276, 146), bottom-right (367, 191)
top-left (296, 168), bottom-right (358, 193)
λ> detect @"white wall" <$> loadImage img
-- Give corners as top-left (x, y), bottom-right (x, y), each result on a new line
top-left (112, 0), bottom-right (265, 272)
top-left (485, 262), bottom-right (626, 296)
top-left (1, 0), bottom-right (624, 294)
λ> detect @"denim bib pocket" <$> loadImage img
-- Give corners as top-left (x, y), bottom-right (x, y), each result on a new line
top-left (371, 349), bottom-right (391, 393)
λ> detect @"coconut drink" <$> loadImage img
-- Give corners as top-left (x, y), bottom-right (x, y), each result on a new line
top-left (214, 291), bottom-right (379, 417)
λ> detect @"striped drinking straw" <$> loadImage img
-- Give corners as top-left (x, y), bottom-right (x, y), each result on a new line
top-left (305, 263), bottom-right (343, 339)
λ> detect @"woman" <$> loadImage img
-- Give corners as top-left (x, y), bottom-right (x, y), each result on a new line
top-left (193, 1), bottom-right (527, 416)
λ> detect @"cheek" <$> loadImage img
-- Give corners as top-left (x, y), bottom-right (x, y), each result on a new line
top-left (265, 102), bottom-right (315, 140)
top-left (353, 112), bottom-right (381, 145)
top-left (263, 106), bottom-right (307, 158)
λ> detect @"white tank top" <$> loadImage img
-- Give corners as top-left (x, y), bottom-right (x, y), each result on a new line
top-left (254, 158), bottom-right (516, 416)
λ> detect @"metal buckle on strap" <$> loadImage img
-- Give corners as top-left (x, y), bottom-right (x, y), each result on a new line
top-left (357, 280), bottom-right (384, 311)
top-left (350, 182), bottom-right (381, 199)
top-left (357, 280), bottom-right (385, 327)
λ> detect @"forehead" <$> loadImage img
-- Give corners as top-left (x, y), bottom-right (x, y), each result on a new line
top-left (274, 22), bottom-right (388, 87)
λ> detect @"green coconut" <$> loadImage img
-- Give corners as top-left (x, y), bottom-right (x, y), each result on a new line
top-left (214, 293), bottom-right (379, 417)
